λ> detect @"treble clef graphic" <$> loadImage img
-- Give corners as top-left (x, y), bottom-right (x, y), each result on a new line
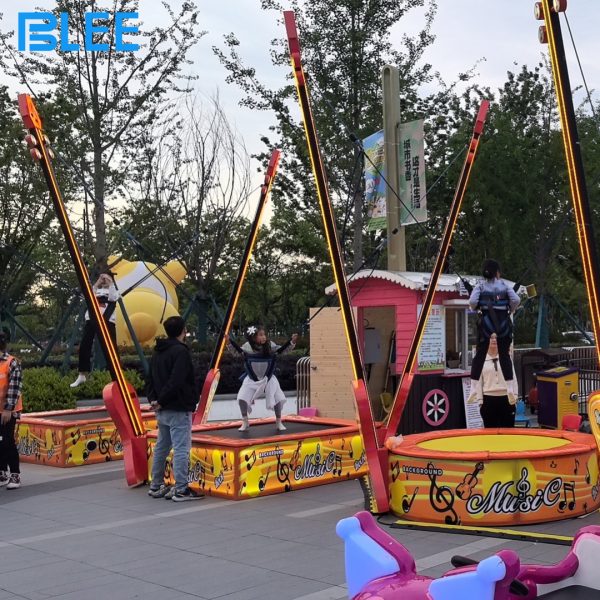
top-left (427, 462), bottom-right (460, 525)
top-left (276, 446), bottom-right (292, 491)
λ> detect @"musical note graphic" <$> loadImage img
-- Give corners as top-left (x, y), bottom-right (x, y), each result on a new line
top-left (391, 461), bottom-right (401, 483)
top-left (198, 464), bottom-right (207, 489)
top-left (586, 464), bottom-right (591, 485)
top-left (575, 458), bottom-right (580, 475)
top-left (276, 452), bottom-right (291, 491)
top-left (245, 450), bottom-right (257, 470)
top-left (427, 462), bottom-right (460, 525)
top-left (98, 431), bottom-right (110, 457)
top-left (402, 488), bottom-right (419, 514)
top-left (333, 454), bottom-right (343, 476)
top-left (558, 482), bottom-right (576, 512)
top-left (258, 467), bottom-right (271, 492)
top-left (70, 429), bottom-right (81, 445)
top-left (550, 460), bottom-right (557, 469)
top-left (222, 451), bottom-right (229, 471)
top-left (456, 462), bottom-right (484, 501)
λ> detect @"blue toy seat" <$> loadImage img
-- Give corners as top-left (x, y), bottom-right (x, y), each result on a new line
top-left (515, 399), bottom-right (531, 427)
top-left (336, 516), bottom-right (400, 598)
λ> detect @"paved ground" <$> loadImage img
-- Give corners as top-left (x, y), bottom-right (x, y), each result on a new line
top-left (2, 458), bottom-right (600, 600)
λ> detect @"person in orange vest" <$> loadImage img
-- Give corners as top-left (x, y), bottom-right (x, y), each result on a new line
top-left (0, 331), bottom-right (23, 489)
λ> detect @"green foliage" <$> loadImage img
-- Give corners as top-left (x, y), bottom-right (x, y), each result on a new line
top-left (68, 369), bottom-right (146, 401)
top-left (21, 367), bottom-right (76, 413)
top-left (215, 0), bottom-right (441, 271)
top-left (21, 367), bottom-right (146, 413)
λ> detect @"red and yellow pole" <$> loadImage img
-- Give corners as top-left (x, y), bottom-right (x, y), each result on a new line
top-left (193, 149), bottom-right (281, 424)
top-left (535, 1), bottom-right (600, 366)
top-left (385, 101), bottom-right (489, 438)
top-left (19, 94), bottom-right (147, 486)
top-left (284, 12), bottom-right (388, 512)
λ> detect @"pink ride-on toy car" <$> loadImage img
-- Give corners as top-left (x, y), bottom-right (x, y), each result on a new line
top-left (336, 511), bottom-right (600, 599)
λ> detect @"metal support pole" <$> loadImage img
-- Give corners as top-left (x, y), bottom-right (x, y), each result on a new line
top-left (382, 65), bottom-right (405, 271)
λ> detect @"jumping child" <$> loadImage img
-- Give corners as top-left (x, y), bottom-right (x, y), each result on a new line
top-left (468, 259), bottom-right (520, 404)
top-left (230, 326), bottom-right (298, 432)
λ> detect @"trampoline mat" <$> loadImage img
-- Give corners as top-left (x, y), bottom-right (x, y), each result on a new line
top-left (195, 421), bottom-right (347, 440)
top-left (540, 586), bottom-right (600, 599)
top-left (32, 410), bottom-right (112, 422)
top-left (30, 409), bottom-right (150, 422)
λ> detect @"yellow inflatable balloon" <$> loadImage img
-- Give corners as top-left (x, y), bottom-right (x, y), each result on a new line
top-left (109, 256), bottom-right (187, 346)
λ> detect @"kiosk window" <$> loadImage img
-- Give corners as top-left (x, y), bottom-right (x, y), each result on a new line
top-left (445, 308), bottom-right (479, 370)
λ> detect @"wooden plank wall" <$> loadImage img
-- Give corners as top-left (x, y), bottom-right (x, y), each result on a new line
top-left (309, 307), bottom-right (356, 419)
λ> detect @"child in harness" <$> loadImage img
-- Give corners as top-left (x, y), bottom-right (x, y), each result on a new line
top-left (468, 259), bottom-right (520, 404)
top-left (230, 325), bottom-right (298, 432)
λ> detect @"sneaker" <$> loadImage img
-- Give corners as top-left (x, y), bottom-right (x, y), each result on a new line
top-left (164, 486), bottom-right (175, 500)
top-left (238, 418), bottom-right (249, 432)
top-left (70, 374), bottom-right (87, 388)
top-left (6, 474), bottom-right (20, 490)
top-left (172, 487), bottom-right (204, 502)
top-left (0, 471), bottom-right (8, 487)
top-left (276, 420), bottom-right (287, 431)
top-left (148, 484), bottom-right (171, 498)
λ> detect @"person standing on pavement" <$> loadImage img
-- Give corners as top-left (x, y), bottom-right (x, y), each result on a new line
top-left (147, 316), bottom-right (203, 501)
top-left (0, 331), bottom-right (23, 490)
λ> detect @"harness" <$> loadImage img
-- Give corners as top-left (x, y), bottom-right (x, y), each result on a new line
top-left (242, 355), bottom-right (278, 382)
top-left (231, 338), bottom-right (292, 382)
top-left (479, 290), bottom-right (512, 339)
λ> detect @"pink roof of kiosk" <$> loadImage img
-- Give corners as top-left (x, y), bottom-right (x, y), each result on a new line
top-left (325, 270), bottom-right (521, 296)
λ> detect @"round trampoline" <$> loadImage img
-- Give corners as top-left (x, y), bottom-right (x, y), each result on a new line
top-left (388, 428), bottom-right (600, 526)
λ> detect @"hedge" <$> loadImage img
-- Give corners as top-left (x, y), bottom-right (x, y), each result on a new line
top-left (18, 353), bottom-right (303, 412)
top-left (21, 368), bottom-right (146, 413)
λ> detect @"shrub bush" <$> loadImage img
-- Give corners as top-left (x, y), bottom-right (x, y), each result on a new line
top-left (68, 369), bottom-right (146, 400)
top-left (21, 367), bottom-right (76, 413)
top-left (20, 367), bottom-right (147, 413)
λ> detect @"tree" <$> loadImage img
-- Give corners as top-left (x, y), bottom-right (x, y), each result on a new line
top-left (0, 86), bottom-right (82, 338)
top-left (418, 62), bottom-right (599, 343)
top-left (1, 0), bottom-right (204, 271)
top-left (215, 0), bottom-right (440, 272)
top-left (115, 94), bottom-right (253, 341)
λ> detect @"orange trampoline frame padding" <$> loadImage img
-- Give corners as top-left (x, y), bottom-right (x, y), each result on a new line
top-left (398, 428), bottom-right (595, 461)
top-left (388, 428), bottom-right (600, 526)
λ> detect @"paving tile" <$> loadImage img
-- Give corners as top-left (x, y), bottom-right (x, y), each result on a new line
top-left (8, 460), bottom-right (593, 600)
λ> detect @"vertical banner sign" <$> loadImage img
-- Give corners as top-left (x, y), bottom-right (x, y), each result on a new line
top-left (399, 119), bottom-right (427, 225)
top-left (462, 378), bottom-right (484, 429)
top-left (416, 304), bottom-right (445, 371)
top-left (363, 130), bottom-right (386, 231)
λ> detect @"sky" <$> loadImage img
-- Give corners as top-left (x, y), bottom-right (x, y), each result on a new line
top-left (3, 1), bottom-right (599, 200)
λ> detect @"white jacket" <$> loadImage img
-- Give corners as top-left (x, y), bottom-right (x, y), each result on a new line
top-left (474, 353), bottom-right (518, 403)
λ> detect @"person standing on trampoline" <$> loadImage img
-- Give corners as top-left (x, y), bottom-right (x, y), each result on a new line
top-left (470, 334), bottom-right (518, 427)
top-left (468, 259), bottom-right (520, 404)
top-left (230, 326), bottom-right (298, 432)
top-left (70, 272), bottom-right (119, 388)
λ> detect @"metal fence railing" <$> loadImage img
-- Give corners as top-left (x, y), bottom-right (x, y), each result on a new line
top-left (295, 356), bottom-right (311, 412)
top-left (578, 369), bottom-right (600, 416)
